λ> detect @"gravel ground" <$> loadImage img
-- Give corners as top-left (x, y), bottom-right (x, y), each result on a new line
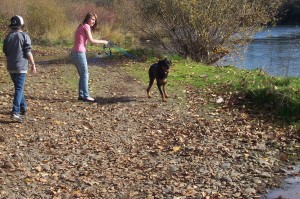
top-left (0, 54), bottom-right (299, 199)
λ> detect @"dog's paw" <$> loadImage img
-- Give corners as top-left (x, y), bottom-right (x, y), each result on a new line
top-left (147, 92), bottom-right (152, 98)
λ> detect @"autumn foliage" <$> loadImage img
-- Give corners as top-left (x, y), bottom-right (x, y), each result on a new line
top-left (114, 0), bottom-right (282, 64)
top-left (0, 0), bottom-right (285, 61)
top-left (0, 0), bottom-right (116, 44)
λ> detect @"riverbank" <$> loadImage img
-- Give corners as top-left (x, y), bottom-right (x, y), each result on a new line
top-left (0, 48), bottom-right (299, 198)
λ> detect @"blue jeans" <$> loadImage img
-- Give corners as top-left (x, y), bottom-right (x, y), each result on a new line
top-left (70, 52), bottom-right (89, 98)
top-left (10, 73), bottom-right (26, 114)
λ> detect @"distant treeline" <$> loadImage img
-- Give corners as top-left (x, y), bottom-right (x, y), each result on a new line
top-left (277, 0), bottom-right (300, 24)
top-left (88, 0), bottom-right (300, 25)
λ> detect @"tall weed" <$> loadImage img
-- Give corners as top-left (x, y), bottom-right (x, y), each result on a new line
top-left (0, 0), bottom-right (28, 17)
top-left (26, 0), bottom-right (67, 43)
top-left (0, 0), bottom-right (28, 38)
top-left (100, 25), bottom-right (137, 48)
top-left (0, 0), bottom-right (122, 44)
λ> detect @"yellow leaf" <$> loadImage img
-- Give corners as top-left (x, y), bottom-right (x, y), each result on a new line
top-left (73, 190), bottom-right (82, 195)
top-left (54, 120), bottom-right (61, 125)
top-left (157, 146), bottom-right (164, 150)
top-left (184, 188), bottom-right (198, 196)
top-left (37, 178), bottom-right (47, 183)
top-left (173, 146), bottom-right (181, 152)
top-left (25, 178), bottom-right (34, 182)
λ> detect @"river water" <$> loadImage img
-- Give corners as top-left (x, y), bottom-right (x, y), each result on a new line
top-left (218, 26), bottom-right (300, 198)
top-left (218, 25), bottom-right (300, 77)
top-left (263, 164), bottom-right (300, 199)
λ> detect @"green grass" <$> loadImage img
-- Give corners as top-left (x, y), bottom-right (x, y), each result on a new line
top-left (126, 52), bottom-right (300, 123)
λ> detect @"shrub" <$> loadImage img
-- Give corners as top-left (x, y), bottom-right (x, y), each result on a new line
top-left (0, 0), bottom-right (130, 45)
top-left (114, 0), bottom-right (282, 64)
top-left (26, 0), bottom-right (68, 43)
top-left (0, 0), bottom-right (28, 18)
top-left (0, 0), bottom-right (28, 38)
top-left (0, 16), bottom-right (6, 39)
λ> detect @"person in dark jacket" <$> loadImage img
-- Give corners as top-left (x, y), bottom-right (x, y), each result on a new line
top-left (3, 15), bottom-right (36, 123)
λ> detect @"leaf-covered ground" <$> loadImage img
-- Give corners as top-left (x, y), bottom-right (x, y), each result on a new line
top-left (0, 51), bottom-right (299, 199)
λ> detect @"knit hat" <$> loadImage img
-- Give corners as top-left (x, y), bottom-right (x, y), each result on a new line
top-left (8, 15), bottom-right (24, 29)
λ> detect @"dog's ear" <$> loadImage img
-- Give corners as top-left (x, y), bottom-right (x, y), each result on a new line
top-left (158, 59), bottom-right (165, 66)
top-left (158, 59), bottom-right (172, 67)
top-left (165, 60), bottom-right (172, 67)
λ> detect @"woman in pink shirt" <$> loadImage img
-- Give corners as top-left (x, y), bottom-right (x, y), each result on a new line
top-left (71, 12), bottom-right (108, 102)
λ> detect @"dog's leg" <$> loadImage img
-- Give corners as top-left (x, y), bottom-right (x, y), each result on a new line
top-left (157, 83), bottom-right (166, 102)
top-left (159, 79), bottom-right (168, 101)
top-left (147, 77), bottom-right (154, 98)
top-left (162, 84), bottom-right (168, 99)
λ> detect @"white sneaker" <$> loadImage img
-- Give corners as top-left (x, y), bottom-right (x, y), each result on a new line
top-left (11, 114), bottom-right (23, 123)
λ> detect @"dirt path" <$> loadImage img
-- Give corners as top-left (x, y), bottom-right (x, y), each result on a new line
top-left (0, 55), bottom-right (298, 198)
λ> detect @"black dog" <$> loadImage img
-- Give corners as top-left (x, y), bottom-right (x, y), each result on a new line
top-left (146, 59), bottom-right (172, 102)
